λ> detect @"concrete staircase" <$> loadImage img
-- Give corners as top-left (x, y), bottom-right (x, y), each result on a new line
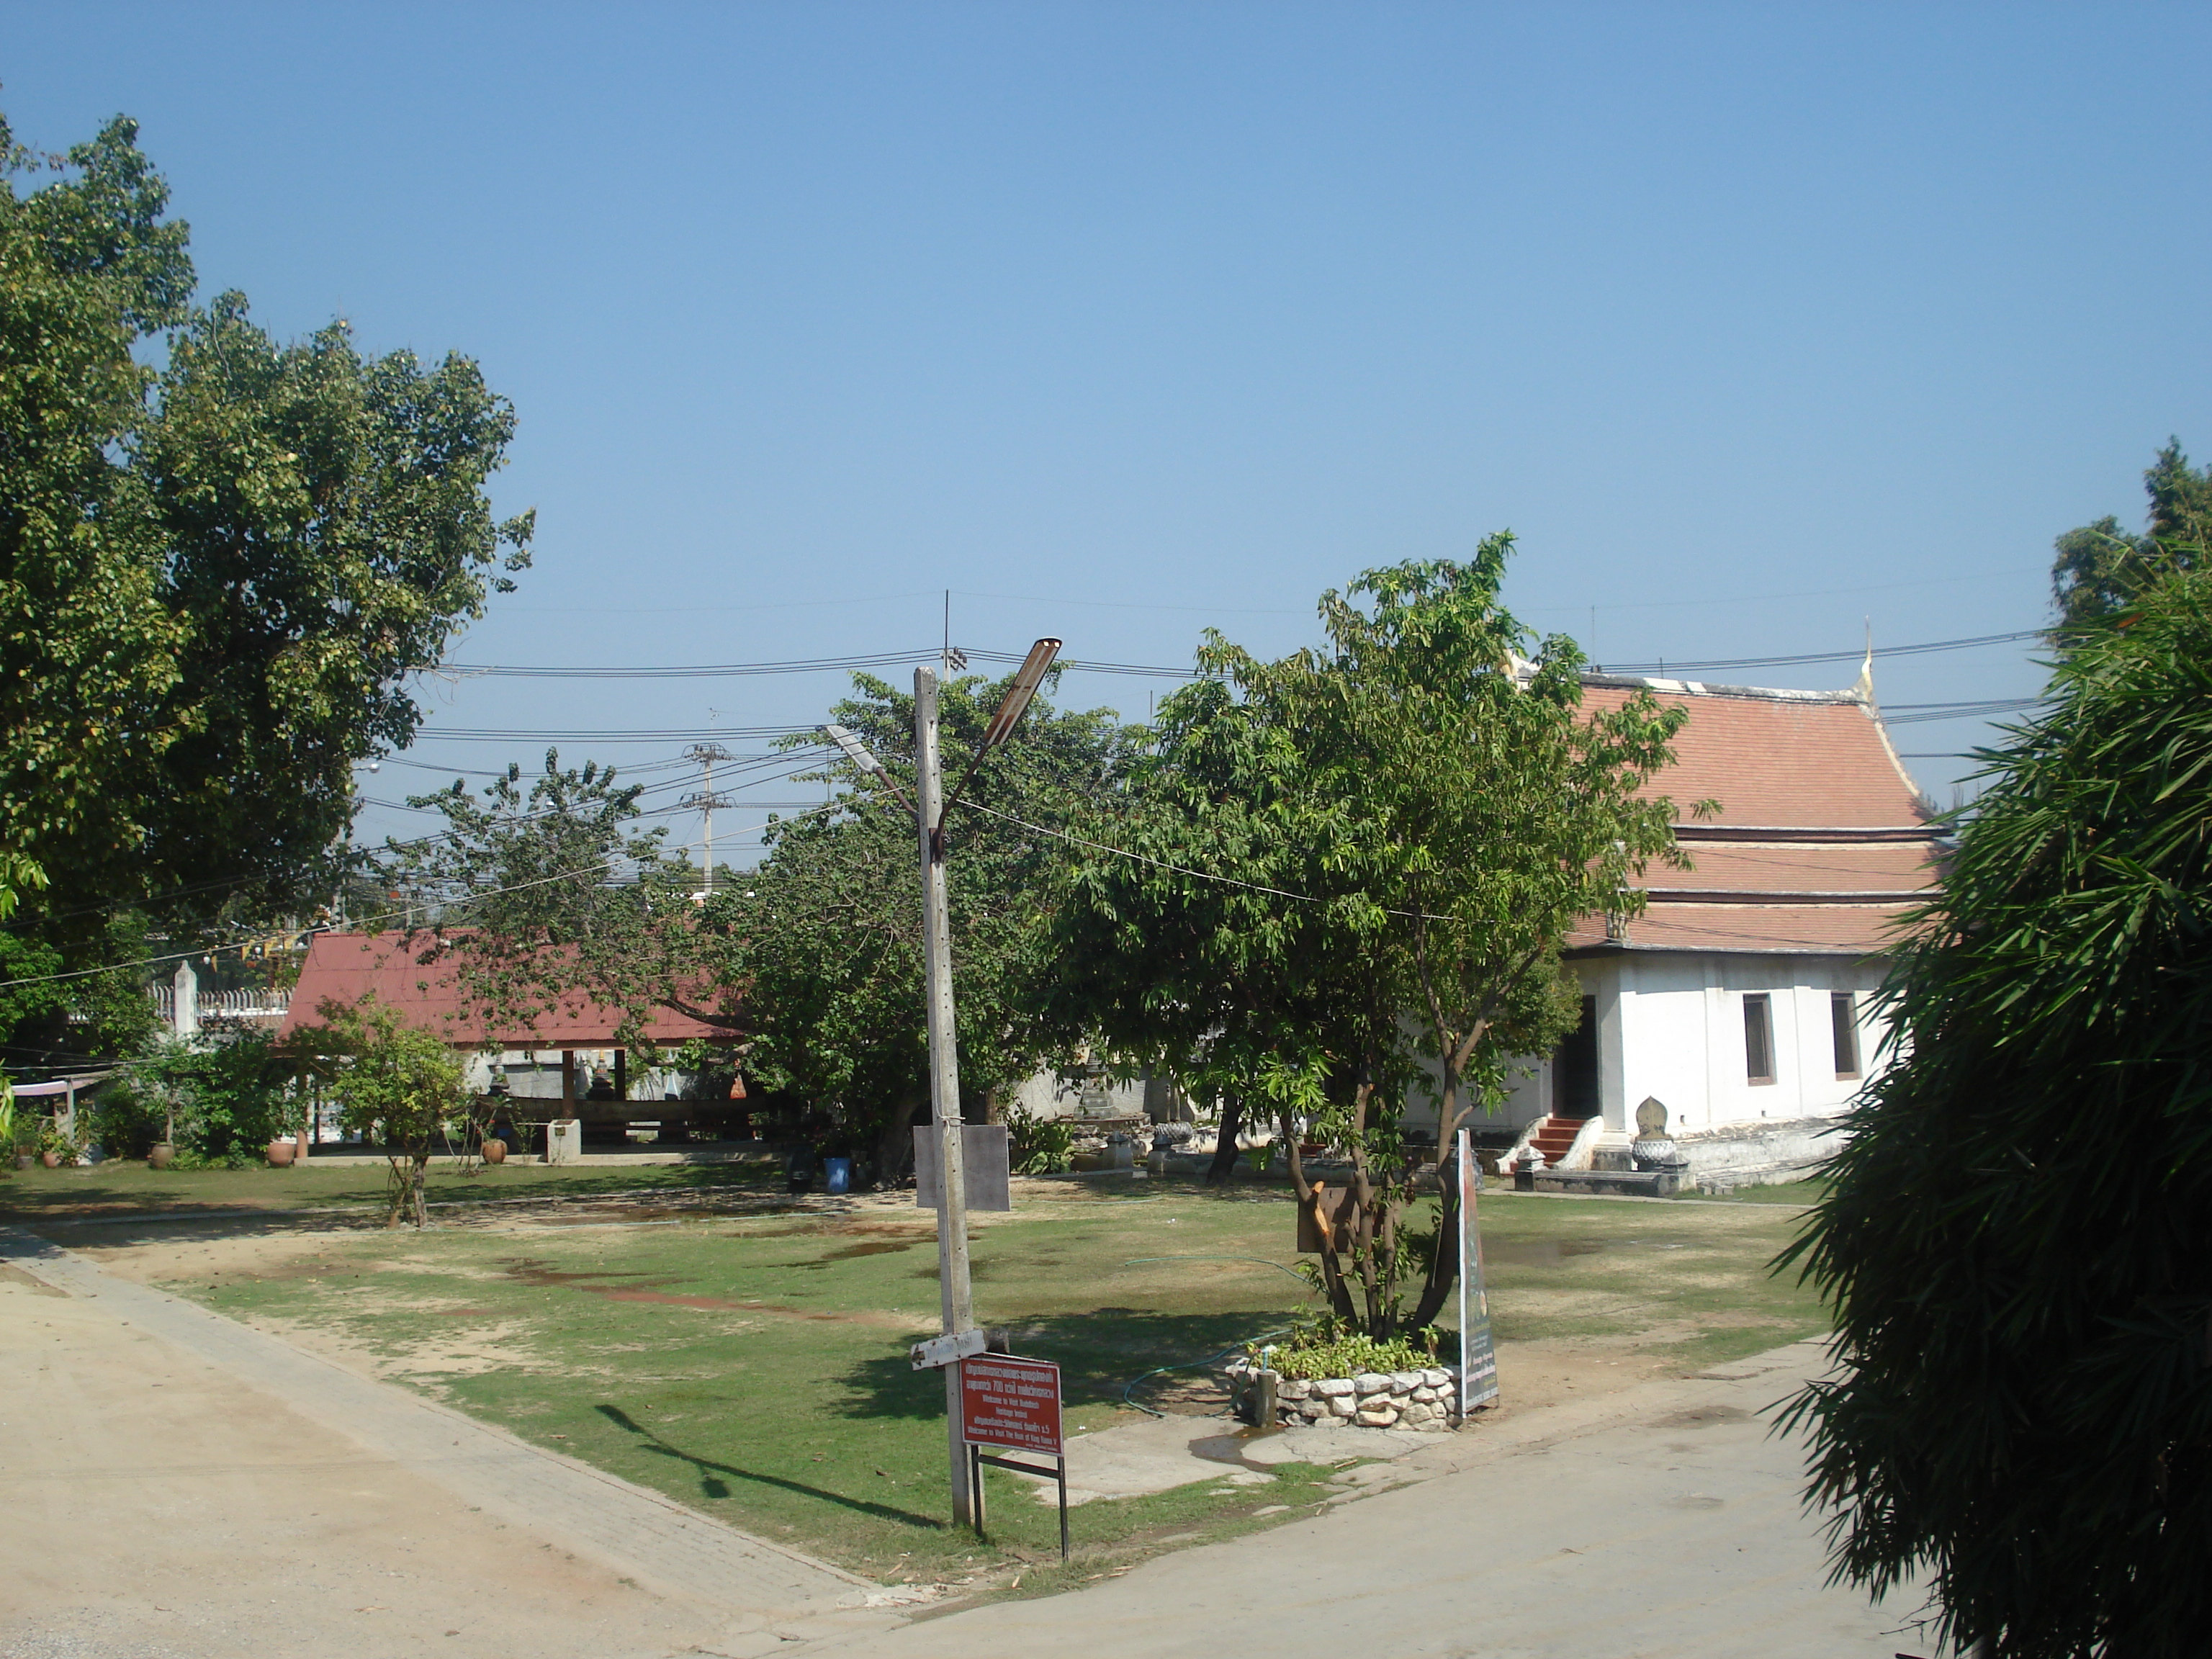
top-left (1529, 1115), bottom-right (1591, 1169)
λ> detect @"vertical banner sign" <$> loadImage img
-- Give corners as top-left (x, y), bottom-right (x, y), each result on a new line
top-left (1457, 1128), bottom-right (1500, 1415)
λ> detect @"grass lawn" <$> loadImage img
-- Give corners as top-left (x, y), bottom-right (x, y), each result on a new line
top-left (0, 1154), bottom-right (786, 1221)
top-left (65, 1172), bottom-right (1829, 1591)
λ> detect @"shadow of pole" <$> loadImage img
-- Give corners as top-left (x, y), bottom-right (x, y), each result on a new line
top-left (592, 1403), bottom-right (945, 1529)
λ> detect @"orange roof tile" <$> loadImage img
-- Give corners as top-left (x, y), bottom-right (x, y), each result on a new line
top-left (1570, 675), bottom-right (1942, 956)
top-left (276, 931), bottom-right (735, 1048)
top-left (1583, 680), bottom-right (1930, 828)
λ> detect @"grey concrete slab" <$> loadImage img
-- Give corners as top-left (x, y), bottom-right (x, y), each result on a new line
top-left (810, 1346), bottom-right (1941, 1659)
top-left (0, 1229), bottom-right (871, 1623)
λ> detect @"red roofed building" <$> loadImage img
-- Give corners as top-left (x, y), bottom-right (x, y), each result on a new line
top-left (279, 932), bottom-right (737, 1138)
top-left (1480, 666), bottom-right (1940, 1189)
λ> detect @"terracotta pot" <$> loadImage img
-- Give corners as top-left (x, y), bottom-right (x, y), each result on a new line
top-left (39, 1151), bottom-right (60, 1169)
top-left (481, 1138), bottom-right (508, 1165)
top-left (148, 1143), bottom-right (175, 1170)
top-left (266, 1140), bottom-right (297, 1168)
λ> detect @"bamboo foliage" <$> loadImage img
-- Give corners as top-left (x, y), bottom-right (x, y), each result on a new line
top-left (1778, 565), bottom-right (2212, 1659)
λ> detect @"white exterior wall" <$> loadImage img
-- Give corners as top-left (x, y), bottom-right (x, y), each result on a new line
top-left (1410, 950), bottom-right (1894, 1136)
top-left (1582, 952), bottom-right (1891, 1132)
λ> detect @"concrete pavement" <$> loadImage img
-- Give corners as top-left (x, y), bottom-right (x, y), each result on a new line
top-left (0, 1228), bottom-right (1935, 1658)
top-left (0, 1231), bottom-right (901, 1659)
top-left (812, 1342), bottom-right (1940, 1659)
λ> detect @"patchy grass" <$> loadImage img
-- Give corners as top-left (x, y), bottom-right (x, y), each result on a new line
top-left (94, 1175), bottom-right (1825, 1585)
top-left (1692, 1175), bottom-right (1829, 1205)
top-left (0, 1154), bottom-right (783, 1223)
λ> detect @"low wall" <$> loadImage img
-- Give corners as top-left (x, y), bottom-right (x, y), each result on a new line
top-left (1675, 1117), bottom-right (1849, 1193)
top-left (1226, 1357), bottom-right (1463, 1431)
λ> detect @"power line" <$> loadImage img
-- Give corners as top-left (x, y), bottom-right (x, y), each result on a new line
top-left (426, 626), bottom-right (2047, 690)
top-left (1601, 629), bottom-right (2044, 678)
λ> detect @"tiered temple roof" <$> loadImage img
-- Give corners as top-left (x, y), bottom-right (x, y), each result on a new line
top-left (1568, 673), bottom-right (1941, 958)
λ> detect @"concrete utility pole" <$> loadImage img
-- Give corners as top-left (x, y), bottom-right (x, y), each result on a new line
top-left (914, 664), bottom-right (979, 1527)
top-left (826, 639), bottom-right (1058, 1535)
top-left (683, 742), bottom-right (734, 898)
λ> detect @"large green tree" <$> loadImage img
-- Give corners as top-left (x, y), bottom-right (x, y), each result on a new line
top-left (2051, 440), bottom-right (2210, 629)
top-left (0, 110), bottom-right (531, 996)
top-left (1056, 538), bottom-right (1691, 1336)
top-left (377, 750), bottom-right (726, 1048)
top-left (720, 673), bottom-right (1140, 1174)
top-left (1779, 565), bottom-right (2212, 1659)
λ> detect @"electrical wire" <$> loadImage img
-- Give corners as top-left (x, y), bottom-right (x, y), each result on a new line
top-left (426, 626), bottom-right (2049, 688)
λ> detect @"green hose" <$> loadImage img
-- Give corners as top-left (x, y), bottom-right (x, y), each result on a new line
top-left (1113, 1255), bottom-right (1310, 1417)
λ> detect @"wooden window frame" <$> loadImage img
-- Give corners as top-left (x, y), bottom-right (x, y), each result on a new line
top-left (1830, 990), bottom-right (1861, 1080)
top-left (1743, 993), bottom-right (1776, 1086)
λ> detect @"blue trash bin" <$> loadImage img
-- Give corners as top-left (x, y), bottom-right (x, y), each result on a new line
top-left (824, 1156), bottom-right (853, 1195)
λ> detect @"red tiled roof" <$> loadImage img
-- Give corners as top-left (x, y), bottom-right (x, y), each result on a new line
top-left (1583, 680), bottom-right (1930, 828)
top-left (1571, 677), bottom-right (1941, 957)
top-left (276, 931), bottom-right (734, 1048)
top-left (1568, 902), bottom-right (1927, 957)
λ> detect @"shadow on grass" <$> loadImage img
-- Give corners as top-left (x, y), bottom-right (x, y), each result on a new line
top-left (0, 1161), bottom-right (788, 1249)
top-left (593, 1403), bottom-right (945, 1529)
top-left (835, 1308), bottom-right (1287, 1421)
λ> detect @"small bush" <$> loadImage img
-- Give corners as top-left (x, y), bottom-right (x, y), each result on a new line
top-left (1258, 1316), bottom-right (1439, 1380)
top-left (1004, 1102), bottom-right (1074, 1175)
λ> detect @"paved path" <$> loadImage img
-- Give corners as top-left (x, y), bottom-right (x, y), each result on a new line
top-left (812, 1342), bottom-right (1941, 1659)
top-left (0, 1230), bottom-right (897, 1659)
top-left (1, 1227), bottom-right (1936, 1659)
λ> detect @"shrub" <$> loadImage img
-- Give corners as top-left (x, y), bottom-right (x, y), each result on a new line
top-left (1004, 1102), bottom-right (1074, 1175)
top-left (1257, 1316), bottom-right (1439, 1380)
top-left (117, 1030), bottom-right (297, 1164)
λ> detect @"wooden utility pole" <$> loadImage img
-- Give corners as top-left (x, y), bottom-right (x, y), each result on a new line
top-left (914, 664), bottom-right (978, 1527)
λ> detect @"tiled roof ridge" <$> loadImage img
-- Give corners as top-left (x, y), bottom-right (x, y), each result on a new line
top-left (1578, 670), bottom-right (1866, 704)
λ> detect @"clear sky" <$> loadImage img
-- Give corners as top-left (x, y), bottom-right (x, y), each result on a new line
top-left (7, 3), bottom-right (2208, 866)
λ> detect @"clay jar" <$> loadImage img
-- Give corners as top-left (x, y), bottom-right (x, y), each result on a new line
top-left (266, 1139), bottom-right (297, 1168)
top-left (148, 1143), bottom-right (174, 1170)
top-left (481, 1138), bottom-right (508, 1165)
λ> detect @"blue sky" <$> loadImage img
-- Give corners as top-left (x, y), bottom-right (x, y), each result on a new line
top-left (7, 2), bottom-right (2208, 864)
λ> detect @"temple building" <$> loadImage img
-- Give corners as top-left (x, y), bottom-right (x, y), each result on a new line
top-left (1479, 662), bottom-right (1941, 1190)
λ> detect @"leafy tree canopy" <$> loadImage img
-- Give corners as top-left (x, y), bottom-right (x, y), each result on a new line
top-left (1780, 563), bottom-right (2212, 1658)
top-left (1053, 536), bottom-right (1691, 1335)
top-left (0, 109), bottom-right (531, 992)
top-left (719, 672), bottom-right (1141, 1169)
top-left (2051, 439), bottom-right (2210, 628)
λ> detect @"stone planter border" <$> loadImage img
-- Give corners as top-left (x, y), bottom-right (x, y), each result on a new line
top-left (1226, 1356), bottom-right (1462, 1432)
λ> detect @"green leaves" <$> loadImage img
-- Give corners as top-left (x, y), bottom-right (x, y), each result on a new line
top-left (1053, 536), bottom-right (1688, 1334)
top-left (0, 108), bottom-right (530, 974)
top-left (1779, 564), bottom-right (2212, 1658)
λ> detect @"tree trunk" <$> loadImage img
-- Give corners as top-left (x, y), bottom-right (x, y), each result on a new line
top-left (1205, 1094), bottom-right (1246, 1185)
top-left (1406, 1145), bottom-right (1462, 1331)
top-left (410, 1154), bottom-right (430, 1228)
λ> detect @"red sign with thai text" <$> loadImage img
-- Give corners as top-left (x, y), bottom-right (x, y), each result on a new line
top-left (958, 1354), bottom-right (1063, 1455)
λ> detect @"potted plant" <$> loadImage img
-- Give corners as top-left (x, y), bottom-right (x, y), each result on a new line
top-left (37, 1120), bottom-right (77, 1169)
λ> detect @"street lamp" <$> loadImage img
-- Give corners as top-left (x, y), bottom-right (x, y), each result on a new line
top-left (814, 638), bottom-right (1061, 1531)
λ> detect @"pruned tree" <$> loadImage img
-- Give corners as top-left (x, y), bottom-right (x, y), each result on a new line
top-left (1046, 675), bottom-right (1390, 1188)
top-left (1778, 563), bottom-right (2212, 1659)
top-left (1056, 536), bottom-right (1690, 1338)
top-left (715, 672), bottom-right (1139, 1176)
top-left (374, 750), bottom-right (730, 1050)
top-left (285, 997), bottom-right (470, 1227)
top-left (1259, 539), bottom-right (1691, 1332)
